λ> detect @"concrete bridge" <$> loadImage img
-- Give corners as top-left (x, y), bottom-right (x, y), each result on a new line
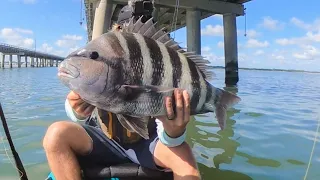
top-left (0, 43), bottom-right (65, 69)
top-left (84, 0), bottom-right (252, 86)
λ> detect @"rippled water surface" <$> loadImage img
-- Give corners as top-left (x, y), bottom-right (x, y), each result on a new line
top-left (0, 67), bottom-right (320, 180)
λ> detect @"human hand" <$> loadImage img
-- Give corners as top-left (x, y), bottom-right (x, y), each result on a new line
top-left (67, 91), bottom-right (95, 118)
top-left (156, 89), bottom-right (191, 138)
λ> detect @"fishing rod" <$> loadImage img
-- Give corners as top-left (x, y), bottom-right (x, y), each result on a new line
top-left (0, 103), bottom-right (28, 180)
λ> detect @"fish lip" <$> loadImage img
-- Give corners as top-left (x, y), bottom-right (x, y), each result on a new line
top-left (57, 61), bottom-right (80, 79)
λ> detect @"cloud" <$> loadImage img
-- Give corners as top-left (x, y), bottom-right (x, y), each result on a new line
top-left (217, 41), bottom-right (224, 48)
top-left (201, 24), bottom-right (223, 36)
top-left (254, 50), bottom-right (264, 56)
top-left (271, 54), bottom-right (285, 60)
top-left (245, 29), bottom-right (261, 38)
top-left (201, 46), bottom-right (224, 65)
top-left (0, 28), bottom-right (35, 49)
top-left (0, 27), bottom-right (85, 57)
top-left (246, 39), bottom-right (269, 48)
top-left (292, 45), bottom-right (320, 60)
top-left (290, 17), bottom-right (320, 32)
top-left (259, 16), bottom-right (284, 31)
top-left (55, 34), bottom-right (83, 49)
top-left (275, 31), bottom-right (320, 46)
top-left (40, 43), bottom-right (53, 53)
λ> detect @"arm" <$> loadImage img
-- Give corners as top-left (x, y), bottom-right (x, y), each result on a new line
top-left (155, 119), bottom-right (187, 147)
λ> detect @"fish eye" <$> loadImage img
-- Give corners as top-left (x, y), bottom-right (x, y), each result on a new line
top-left (90, 51), bottom-right (99, 60)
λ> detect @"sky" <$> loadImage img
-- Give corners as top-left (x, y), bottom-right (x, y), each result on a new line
top-left (1, 0), bottom-right (320, 71)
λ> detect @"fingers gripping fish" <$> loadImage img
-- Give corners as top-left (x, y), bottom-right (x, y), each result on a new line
top-left (57, 16), bottom-right (241, 139)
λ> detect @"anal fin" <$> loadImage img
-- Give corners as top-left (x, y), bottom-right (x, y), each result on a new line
top-left (116, 114), bottom-right (150, 139)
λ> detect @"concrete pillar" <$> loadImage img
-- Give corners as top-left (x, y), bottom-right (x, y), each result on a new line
top-left (56, 60), bottom-right (58, 67)
top-left (92, 0), bottom-right (113, 40)
top-left (9, 55), bottom-right (12, 68)
top-left (17, 55), bottom-right (21, 68)
top-left (31, 57), bottom-right (34, 67)
top-left (1, 54), bottom-right (4, 68)
top-left (223, 13), bottom-right (239, 86)
top-left (25, 56), bottom-right (27, 67)
top-left (186, 9), bottom-right (201, 54)
top-left (36, 58), bottom-right (38, 67)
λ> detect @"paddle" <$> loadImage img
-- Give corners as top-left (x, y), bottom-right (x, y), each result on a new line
top-left (0, 103), bottom-right (28, 180)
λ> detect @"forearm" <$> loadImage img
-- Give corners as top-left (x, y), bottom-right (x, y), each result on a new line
top-left (155, 119), bottom-right (187, 147)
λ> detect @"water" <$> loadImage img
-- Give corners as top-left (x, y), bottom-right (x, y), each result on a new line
top-left (0, 67), bottom-right (320, 180)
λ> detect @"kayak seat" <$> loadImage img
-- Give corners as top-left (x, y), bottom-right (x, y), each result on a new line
top-left (82, 163), bottom-right (174, 180)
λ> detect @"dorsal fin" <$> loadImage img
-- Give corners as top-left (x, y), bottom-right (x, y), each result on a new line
top-left (119, 16), bottom-right (216, 80)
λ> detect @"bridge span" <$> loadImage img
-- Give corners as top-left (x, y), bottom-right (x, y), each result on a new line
top-left (0, 43), bottom-right (65, 69)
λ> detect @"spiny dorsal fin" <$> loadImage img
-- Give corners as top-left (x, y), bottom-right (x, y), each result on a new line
top-left (119, 16), bottom-right (216, 80)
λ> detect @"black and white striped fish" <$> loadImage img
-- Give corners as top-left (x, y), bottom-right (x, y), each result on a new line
top-left (58, 16), bottom-right (241, 139)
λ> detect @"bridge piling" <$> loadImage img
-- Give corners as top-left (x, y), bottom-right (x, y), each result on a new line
top-left (18, 55), bottom-right (21, 68)
top-left (223, 13), bottom-right (239, 86)
top-left (25, 56), bottom-right (28, 67)
top-left (0, 54), bottom-right (4, 68)
top-left (186, 9), bottom-right (201, 54)
top-left (92, 0), bottom-right (112, 40)
top-left (9, 55), bottom-right (12, 68)
top-left (31, 57), bottom-right (34, 67)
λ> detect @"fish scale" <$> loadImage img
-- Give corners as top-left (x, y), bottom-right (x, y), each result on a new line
top-left (58, 16), bottom-right (241, 140)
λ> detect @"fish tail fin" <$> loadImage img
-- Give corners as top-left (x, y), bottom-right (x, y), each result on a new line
top-left (204, 87), bottom-right (241, 130)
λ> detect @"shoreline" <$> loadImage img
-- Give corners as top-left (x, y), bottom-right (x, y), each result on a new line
top-left (212, 66), bottom-right (320, 74)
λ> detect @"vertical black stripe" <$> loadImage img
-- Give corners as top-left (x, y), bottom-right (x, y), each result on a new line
top-left (122, 33), bottom-right (144, 85)
top-left (166, 46), bottom-right (182, 88)
top-left (205, 81), bottom-right (212, 104)
top-left (187, 58), bottom-right (201, 114)
top-left (108, 33), bottom-right (125, 57)
top-left (143, 36), bottom-right (164, 86)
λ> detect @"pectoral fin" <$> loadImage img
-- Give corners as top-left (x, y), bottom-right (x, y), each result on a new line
top-left (118, 85), bottom-right (175, 116)
top-left (119, 84), bottom-right (175, 100)
top-left (115, 114), bottom-right (151, 139)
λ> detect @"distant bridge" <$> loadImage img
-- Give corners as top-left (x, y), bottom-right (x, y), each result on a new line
top-left (0, 43), bottom-right (65, 68)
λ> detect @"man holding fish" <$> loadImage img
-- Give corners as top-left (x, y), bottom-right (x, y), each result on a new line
top-left (43, 1), bottom-right (240, 180)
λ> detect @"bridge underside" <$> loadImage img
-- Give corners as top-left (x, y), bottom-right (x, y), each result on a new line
top-left (84, 0), bottom-right (251, 42)
top-left (84, 0), bottom-right (252, 86)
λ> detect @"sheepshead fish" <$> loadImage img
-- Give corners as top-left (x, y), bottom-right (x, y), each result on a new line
top-left (58, 16), bottom-right (241, 139)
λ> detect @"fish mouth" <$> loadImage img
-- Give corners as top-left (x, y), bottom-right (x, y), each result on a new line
top-left (57, 60), bottom-right (80, 79)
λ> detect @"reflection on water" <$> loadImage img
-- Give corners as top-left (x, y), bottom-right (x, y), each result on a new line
top-left (1, 68), bottom-right (320, 180)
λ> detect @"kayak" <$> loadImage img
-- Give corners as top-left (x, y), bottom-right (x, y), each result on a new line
top-left (46, 172), bottom-right (119, 180)
top-left (45, 163), bottom-right (173, 180)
